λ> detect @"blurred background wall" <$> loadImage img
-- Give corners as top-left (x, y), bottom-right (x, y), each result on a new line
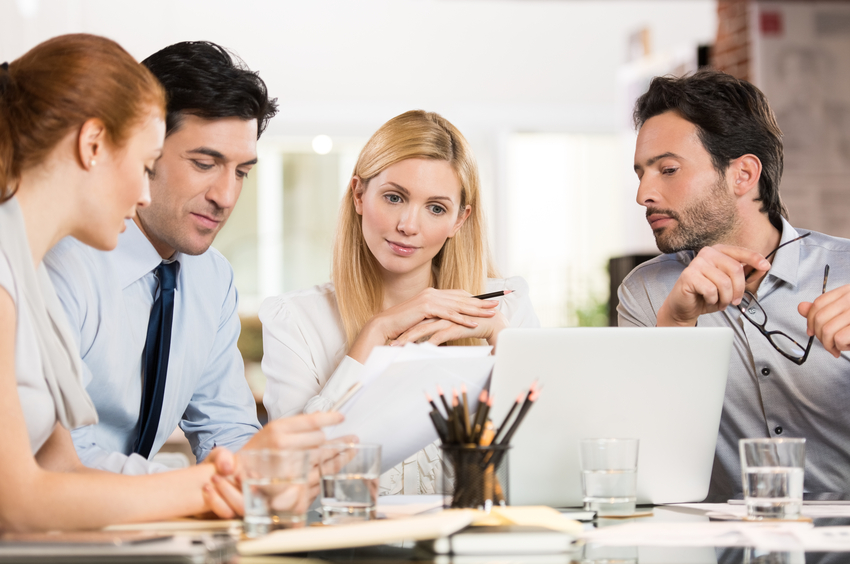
top-left (4, 0), bottom-right (849, 416)
top-left (0, 0), bottom-right (716, 326)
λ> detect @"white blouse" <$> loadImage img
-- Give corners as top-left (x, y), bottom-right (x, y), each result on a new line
top-left (259, 277), bottom-right (540, 495)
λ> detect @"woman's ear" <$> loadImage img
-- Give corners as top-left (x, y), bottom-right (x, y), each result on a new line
top-left (351, 176), bottom-right (366, 215)
top-left (448, 205), bottom-right (472, 237)
top-left (77, 118), bottom-right (107, 171)
top-left (729, 154), bottom-right (762, 198)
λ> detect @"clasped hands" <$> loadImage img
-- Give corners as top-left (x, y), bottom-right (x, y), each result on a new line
top-left (657, 244), bottom-right (850, 358)
top-left (200, 411), bottom-right (358, 519)
top-left (348, 288), bottom-right (508, 365)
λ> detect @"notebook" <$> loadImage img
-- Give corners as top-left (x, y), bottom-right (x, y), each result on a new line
top-left (489, 327), bottom-right (733, 507)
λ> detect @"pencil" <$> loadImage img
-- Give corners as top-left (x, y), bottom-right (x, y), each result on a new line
top-left (429, 409), bottom-right (449, 443)
top-left (436, 385), bottom-right (452, 416)
top-left (461, 384), bottom-right (472, 440)
top-left (425, 392), bottom-right (443, 417)
top-left (497, 388), bottom-right (539, 447)
top-left (329, 381), bottom-right (363, 412)
top-left (472, 290), bottom-right (513, 300)
top-left (479, 420), bottom-right (496, 446)
top-left (451, 394), bottom-right (465, 443)
top-left (493, 392), bottom-right (525, 445)
top-left (471, 390), bottom-right (488, 441)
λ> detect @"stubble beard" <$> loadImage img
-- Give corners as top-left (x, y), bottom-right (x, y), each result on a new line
top-left (650, 177), bottom-right (740, 254)
top-left (136, 205), bottom-right (222, 257)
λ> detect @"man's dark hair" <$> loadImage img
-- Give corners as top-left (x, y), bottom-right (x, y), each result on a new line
top-left (142, 41), bottom-right (278, 139)
top-left (633, 70), bottom-right (787, 229)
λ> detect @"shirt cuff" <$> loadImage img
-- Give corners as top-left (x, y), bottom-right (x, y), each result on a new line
top-left (303, 355), bottom-right (365, 413)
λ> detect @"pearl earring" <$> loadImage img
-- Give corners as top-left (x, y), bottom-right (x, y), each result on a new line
top-left (90, 159), bottom-right (96, 167)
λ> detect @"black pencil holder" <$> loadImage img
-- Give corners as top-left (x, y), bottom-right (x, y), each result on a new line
top-left (441, 444), bottom-right (510, 511)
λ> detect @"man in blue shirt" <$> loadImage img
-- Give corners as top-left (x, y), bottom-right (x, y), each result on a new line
top-left (45, 41), bottom-right (340, 475)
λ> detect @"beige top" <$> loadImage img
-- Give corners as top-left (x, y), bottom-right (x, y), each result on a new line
top-left (0, 197), bottom-right (97, 453)
top-left (260, 277), bottom-right (540, 495)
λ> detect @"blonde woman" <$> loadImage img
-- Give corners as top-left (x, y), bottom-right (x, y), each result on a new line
top-left (260, 110), bottom-right (539, 495)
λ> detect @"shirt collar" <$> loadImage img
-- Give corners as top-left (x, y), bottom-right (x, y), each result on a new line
top-left (115, 219), bottom-right (182, 289)
top-left (765, 216), bottom-right (802, 288)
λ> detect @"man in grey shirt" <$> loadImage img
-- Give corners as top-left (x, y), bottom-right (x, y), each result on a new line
top-left (618, 70), bottom-right (850, 497)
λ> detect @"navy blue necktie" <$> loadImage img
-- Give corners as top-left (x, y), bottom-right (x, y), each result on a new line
top-left (135, 261), bottom-right (179, 458)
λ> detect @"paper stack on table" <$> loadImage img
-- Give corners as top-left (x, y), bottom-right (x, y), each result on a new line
top-left (326, 343), bottom-right (495, 472)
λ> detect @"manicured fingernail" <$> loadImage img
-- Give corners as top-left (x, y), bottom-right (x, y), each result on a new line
top-left (761, 260), bottom-right (771, 269)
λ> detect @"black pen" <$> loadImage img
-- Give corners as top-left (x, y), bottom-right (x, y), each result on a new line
top-left (473, 290), bottom-right (513, 300)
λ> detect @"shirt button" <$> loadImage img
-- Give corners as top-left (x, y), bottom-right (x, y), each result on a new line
top-left (775, 426), bottom-right (783, 435)
top-left (761, 367), bottom-right (771, 376)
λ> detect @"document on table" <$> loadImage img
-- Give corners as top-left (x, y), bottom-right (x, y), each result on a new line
top-left (672, 502), bottom-right (850, 519)
top-left (326, 343), bottom-right (494, 472)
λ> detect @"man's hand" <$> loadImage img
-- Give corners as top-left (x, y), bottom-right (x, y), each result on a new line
top-left (798, 284), bottom-right (850, 358)
top-left (657, 245), bottom-right (771, 327)
top-left (240, 411), bottom-right (345, 451)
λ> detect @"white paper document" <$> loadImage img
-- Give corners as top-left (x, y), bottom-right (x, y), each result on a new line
top-left (326, 343), bottom-right (494, 472)
top-left (673, 502), bottom-right (850, 520)
top-left (581, 521), bottom-right (815, 551)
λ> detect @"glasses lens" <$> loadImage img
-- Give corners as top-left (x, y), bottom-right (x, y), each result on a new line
top-left (740, 294), bottom-right (766, 325)
top-left (770, 333), bottom-right (806, 358)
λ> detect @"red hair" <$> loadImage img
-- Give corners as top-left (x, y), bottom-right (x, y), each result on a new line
top-left (0, 33), bottom-right (165, 201)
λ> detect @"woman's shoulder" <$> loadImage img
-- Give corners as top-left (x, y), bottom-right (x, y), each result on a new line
top-left (258, 282), bottom-right (338, 326)
top-left (486, 276), bottom-right (539, 328)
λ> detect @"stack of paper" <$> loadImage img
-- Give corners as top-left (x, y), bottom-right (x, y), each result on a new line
top-left (327, 343), bottom-right (495, 471)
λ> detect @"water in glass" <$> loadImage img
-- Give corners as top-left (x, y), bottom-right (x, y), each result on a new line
top-left (243, 476), bottom-right (308, 537)
top-left (744, 466), bottom-right (804, 519)
top-left (321, 473), bottom-right (379, 524)
top-left (582, 468), bottom-right (637, 516)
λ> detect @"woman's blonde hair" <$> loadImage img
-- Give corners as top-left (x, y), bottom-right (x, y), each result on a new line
top-left (333, 110), bottom-right (498, 347)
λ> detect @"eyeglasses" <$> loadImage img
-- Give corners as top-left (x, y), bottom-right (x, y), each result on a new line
top-left (738, 232), bottom-right (826, 365)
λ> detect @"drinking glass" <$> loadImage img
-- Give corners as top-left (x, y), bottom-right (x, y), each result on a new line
top-left (740, 438), bottom-right (805, 520)
top-left (580, 438), bottom-right (639, 517)
top-left (241, 449), bottom-right (313, 537)
top-left (319, 443), bottom-right (381, 524)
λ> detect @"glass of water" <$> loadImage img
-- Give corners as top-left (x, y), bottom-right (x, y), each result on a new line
top-left (580, 438), bottom-right (639, 517)
top-left (319, 443), bottom-right (381, 524)
top-left (740, 438), bottom-right (805, 520)
top-left (240, 449), bottom-right (312, 538)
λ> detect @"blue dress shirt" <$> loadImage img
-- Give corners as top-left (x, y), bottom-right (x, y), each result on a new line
top-left (45, 219), bottom-right (261, 474)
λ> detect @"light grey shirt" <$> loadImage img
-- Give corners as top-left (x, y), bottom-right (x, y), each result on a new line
top-left (618, 218), bottom-right (850, 496)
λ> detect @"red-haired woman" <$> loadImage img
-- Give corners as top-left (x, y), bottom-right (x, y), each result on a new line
top-left (0, 34), bottom-right (240, 531)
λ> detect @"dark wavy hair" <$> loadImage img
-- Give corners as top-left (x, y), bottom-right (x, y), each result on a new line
top-left (633, 70), bottom-right (787, 229)
top-left (142, 41), bottom-right (278, 139)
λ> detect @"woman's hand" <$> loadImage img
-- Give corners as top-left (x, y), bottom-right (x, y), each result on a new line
top-left (348, 288), bottom-right (499, 362)
top-left (201, 433), bottom-right (361, 519)
top-left (390, 309), bottom-right (509, 348)
top-left (202, 448), bottom-right (243, 518)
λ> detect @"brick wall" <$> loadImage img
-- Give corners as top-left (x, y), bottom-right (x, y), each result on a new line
top-left (713, 0), bottom-right (751, 80)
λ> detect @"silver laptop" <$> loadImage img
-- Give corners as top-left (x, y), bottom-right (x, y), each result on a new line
top-left (490, 327), bottom-right (732, 507)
